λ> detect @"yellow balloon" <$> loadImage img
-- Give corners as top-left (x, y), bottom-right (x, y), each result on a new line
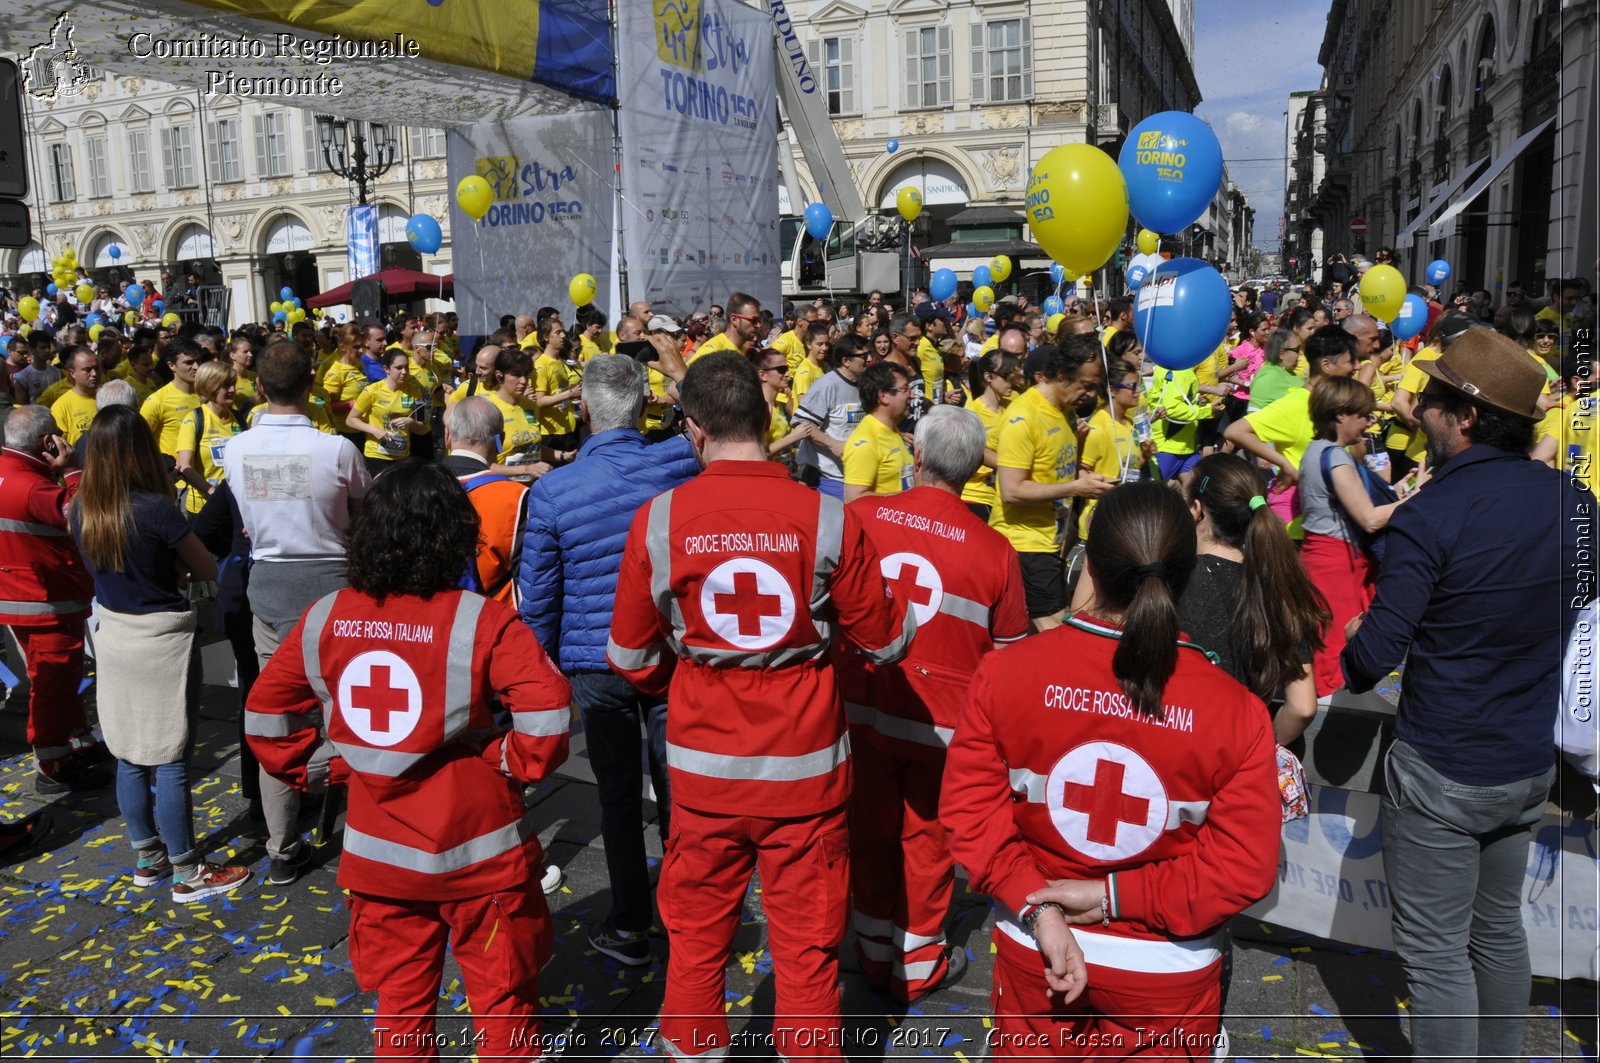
top-left (1063, 268), bottom-right (1081, 283)
top-left (989, 256), bottom-right (1012, 283)
top-left (288, 308), bottom-right (306, 324)
top-left (1025, 145), bottom-right (1129, 275)
top-left (89, 323), bottom-right (103, 341)
top-left (1137, 229), bottom-right (1160, 255)
top-left (1359, 264), bottom-right (1406, 323)
top-left (63, 248), bottom-right (77, 262)
top-left (1046, 312), bottom-right (1065, 334)
top-left (161, 312), bottom-right (181, 328)
top-left (568, 273), bottom-right (597, 306)
top-left (124, 311), bottom-right (138, 325)
top-left (17, 324), bottom-right (30, 337)
top-left (972, 285), bottom-right (995, 313)
top-left (456, 175), bottom-right (494, 221)
top-left (18, 296), bottom-right (39, 320)
top-left (270, 301), bottom-right (283, 313)
top-left (75, 283), bottom-right (94, 303)
top-left (896, 187), bottom-right (923, 223)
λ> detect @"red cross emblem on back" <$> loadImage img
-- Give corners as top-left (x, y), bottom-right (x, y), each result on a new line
top-left (1045, 741), bottom-right (1168, 861)
top-left (713, 570), bottom-right (784, 637)
top-left (1060, 759), bottom-right (1150, 847)
top-left (351, 665), bottom-right (409, 734)
top-left (880, 551), bottom-right (943, 626)
top-left (700, 557), bottom-right (797, 651)
top-left (337, 650), bottom-right (423, 747)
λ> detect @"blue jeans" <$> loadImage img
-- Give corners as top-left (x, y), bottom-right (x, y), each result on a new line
top-left (117, 760), bottom-right (199, 865)
top-left (569, 671), bottom-right (670, 934)
top-left (1382, 738), bottom-right (1554, 1063)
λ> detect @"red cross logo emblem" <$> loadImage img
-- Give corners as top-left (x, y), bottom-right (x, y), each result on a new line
top-left (336, 651), bottom-right (423, 747)
top-left (700, 558), bottom-right (796, 650)
top-left (880, 551), bottom-right (943, 626)
top-left (1046, 741), bottom-right (1167, 861)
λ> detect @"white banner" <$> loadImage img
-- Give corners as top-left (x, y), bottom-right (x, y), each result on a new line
top-left (446, 110), bottom-right (616, 335)
top-left (1248, 784), bottom-right (1600, 981)
top-left (617, 0), bottom-right (781, 317)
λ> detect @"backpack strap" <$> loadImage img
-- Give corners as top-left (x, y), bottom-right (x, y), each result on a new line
top-left (459, 470), bottom-right (512, 494)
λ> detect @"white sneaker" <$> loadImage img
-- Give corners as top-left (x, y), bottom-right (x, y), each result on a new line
top-left (541, 863), bottom-right (563, 894)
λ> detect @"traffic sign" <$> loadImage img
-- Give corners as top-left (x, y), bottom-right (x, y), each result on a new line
top-left (0, 59), bottom-right (28, 200)
top-left (1350, 217), bottom-right (1368, 238)
top-left (0, 199), bottom-right (30, 249)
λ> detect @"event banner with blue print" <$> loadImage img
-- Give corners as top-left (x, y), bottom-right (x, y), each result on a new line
top-left (445, 110), bottom-right (616, 333)
top-left (617, 0), bottom-right (781, 316)
top-left (188, 0), bottom-right (615, 103)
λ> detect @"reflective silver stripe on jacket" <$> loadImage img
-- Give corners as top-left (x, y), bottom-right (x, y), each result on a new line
top-left (938, 591), bottom-right (990, 628)
top-left (846, 701), bottom-right (953, 749)
top-left (859, 607), bottom-right (917, 665)
top-left (809, 494), bottom-right (844, 613)
top-left (1008, 766), bottom-right (1212, 828)
top-left (678, 639), bottom-right (829, 669)
top-left (511, 706), bottom-right (571, 737)
top-left (342, 808), bottom-right (539, 875)
top-left (665, 732), bottom-right (850, 782)
top-left (0, 598), bottom-right (90, 615)
top-left (442, 593), bottom-right (485, 745)
top-left (644, 492), bottom-right (687, 652)
top-left (606, 635), bottom-right (665, 671)
top-left (0, 516), bottom-right (68, 537)
top-left (300, 591), bottom-right (341, 719)
top-left (243, 710), bottom-right (316, 737)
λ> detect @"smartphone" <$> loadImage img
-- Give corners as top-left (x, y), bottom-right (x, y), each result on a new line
top-left (1131, 411), bottom-right (1154, 446)
top-left (616, 340), bottom-right (654, 363)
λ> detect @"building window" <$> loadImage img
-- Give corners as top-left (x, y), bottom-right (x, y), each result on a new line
top-left (127, 128), bottom-right (152, 193)
top-left (85, 136), bottom-right (110, 198)
top-left (46, 142), bottom-right (74, 202)
top-left (161, 122), bottom-right (197, 188)
top-left (254, 110), bottom-right (290, 177)
top-left (903, 26), bottom-right (952, 110)
top-left (409, 127), bottom-right (446, 158)
top-left (206, 117), bottom-right (242, 182)
top-left (806, 36), bottom-right (857, 115)
top-left (972, 18), bottom-right (1032, 103)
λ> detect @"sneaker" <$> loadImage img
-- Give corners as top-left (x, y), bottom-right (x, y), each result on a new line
top-left (541, 863), bottom-right (563, 894)
top-left (132, 850), bottom-right (172, 887)
top-left (924, 945), bottom-right (968, 996)
top-left (589, 925), bottom-right (651, 967)
top-left (35, 752), bottom-right (114, 795)
top-left (265, 843), bottom-right (313, 887)
top-left (172, 862), bottom-right (251, 903)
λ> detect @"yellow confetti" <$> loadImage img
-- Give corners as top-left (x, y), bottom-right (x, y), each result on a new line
top-left (277, 1004), bottom-right (293, 1016)
top-left (1261, 974), bottom-right (1283, 982)
top-left (315, 996), bottom-right (338, 1008)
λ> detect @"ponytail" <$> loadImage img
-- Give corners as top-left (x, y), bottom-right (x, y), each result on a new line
top-left (1114, 564), bottom-right (1182, 719)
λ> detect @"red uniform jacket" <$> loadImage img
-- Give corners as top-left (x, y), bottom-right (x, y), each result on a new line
top-left (843, 486), bottom-right (1028, 762)
top-left (608, 460), bottom-right (915, 818)
top-left (247, 589), bottom-right (571, 900)
top-left (942, 618), bottom-right (1278, 973)
top-left (0, 447), bottom-right (90, 627)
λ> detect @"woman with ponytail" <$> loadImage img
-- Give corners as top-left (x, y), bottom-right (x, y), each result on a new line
top-left (1180, 453), bottom-right (1331, 745)
top-left (942, 481), bottom-right (1280, 1056)
top-left (959, 348), bottom-right (1022, 521)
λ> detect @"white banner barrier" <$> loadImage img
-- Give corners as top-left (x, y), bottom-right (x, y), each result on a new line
top-left (1247, 784), bottom-right (1600, 981)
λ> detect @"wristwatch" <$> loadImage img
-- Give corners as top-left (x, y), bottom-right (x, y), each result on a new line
top-left (1020, 902), bottom-right (1065, 934)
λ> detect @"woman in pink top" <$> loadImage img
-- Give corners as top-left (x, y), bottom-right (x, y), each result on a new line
top-left (1222, 312), bottom-right (1270, 426)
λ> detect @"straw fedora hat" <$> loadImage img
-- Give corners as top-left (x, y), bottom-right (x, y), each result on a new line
top-left (1418, 328), bottom-right (1547, 420)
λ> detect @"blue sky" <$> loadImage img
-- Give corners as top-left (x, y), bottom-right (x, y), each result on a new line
top-left (1192, 0), bottom-right (1329, 249)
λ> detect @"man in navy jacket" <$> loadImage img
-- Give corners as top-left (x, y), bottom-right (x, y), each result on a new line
top-left (519, 343), bottom-right (696, 967)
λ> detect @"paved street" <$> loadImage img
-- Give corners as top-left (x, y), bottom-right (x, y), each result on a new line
top-left (1, 629), bottom-right (1594, 1061)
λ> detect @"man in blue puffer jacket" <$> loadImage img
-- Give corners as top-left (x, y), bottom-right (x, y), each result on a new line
top-left (519, 341), bottom-right (697, 967)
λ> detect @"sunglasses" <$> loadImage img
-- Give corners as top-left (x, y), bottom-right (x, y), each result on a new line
top-left (730, 313), bottom-right (761, 324)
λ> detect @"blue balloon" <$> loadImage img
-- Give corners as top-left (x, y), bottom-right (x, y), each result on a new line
top-left (291, 297), bottom-right (302, 309)
top-left (972, 264), bottom-right (993, 290)
top-left (279, 286), bottom-right (294, 301)
top-left (405, 213), bottom-right (443, 255)
top-left (1425, 259), bottom-right (1451, 286)
top-left (1042, 295), bottom-right (1064, 316)
top-left (125, 283), bottom-right (145, 304)
top-left (46, 283), bottom-right (58, 296)
top-left (886, 138), bottom-right (900, 154)
top-left (85, 312), bottom-right (103, 327)
top-left (1390, 293), bottom-right (1430, 342)
top-left (151, 300), bottom-right (163, 313)
top-left (272, 309), bottom-right (287, 323)
top-left (929, 268), bottom-right (958, 303)
top-left (1126, 262), bottom-right (1151, 290)
top-left (108, 245), bottom-right (121, 260)
top-left (1118, 111), bottom-right (1224, 234)
top-left (1131, 257), bottom-right (1233, 370)
top-left (967, 302), bottom-right (979, 318)
top-left (1049, 262), bottom-right (1067, 286)
top-left (804, 202), bottom-right (833, 241)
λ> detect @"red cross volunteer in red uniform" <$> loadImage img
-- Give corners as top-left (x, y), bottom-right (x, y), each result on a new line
top-left (942, 482), bottom-right (1279, 1058)
top-left (248, 465), bottom-right (571, 1062)
top-left (608, 353), bottom-right (915, 1062)
top-left (842, 405), bottom-right (1028, 1002)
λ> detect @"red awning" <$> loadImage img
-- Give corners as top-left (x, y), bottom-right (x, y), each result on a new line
top-left (305, 268), bottom-right (454, 308)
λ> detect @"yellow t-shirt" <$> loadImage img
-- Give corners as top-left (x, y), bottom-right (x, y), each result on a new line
top-left (842, 414), bottom-right (913, 496)
top-left (1538, 396), bottom-right (1596, 493)
top-left (1244, 387), bottom-right (1315, 472)
top-left (487, 391), bottom-right (543, 465)
top-left (233, 368), bottom-right (258, 411)
top-left (1190, 344), bottom-right (1230, 412)
top-left (49, 389), bottom-right (99, 445)
top-left (37, 377), bottom-right (73, 409)
top-left (407, 355), bottom-right (443, 400)
top-left (791, 357), bottom-right (828, 409)
top-left (578, 335), bottom-right (603, 364)
top-left (353, 378), bottom-right (429, 461)
top-left (323, 359), bottom-right (369, 411)
top-left (1388, 347), bottom-right (1441, 459)
top-left (140, 383), bottom-right (203, 458)
top-left (534, 353), bottom-right (579, 436)
top-left (917, 337), bottom-right (945, 397)
top-left (248, 401), bottom-right (338, 435)
top-left (766, 401), bottom-right (792, 455)
top-left (118, 371), bottom-right (159, 405)
top-left (643, 365), bottom-right (673, 432)
top-left (173, 404), bottom-right (241, 514)
top-left (991, 386), bottom-right (1077, 554)
top-left (689, 331), bottom-right (740, 363)
top-left (960, 394), bottom-right (1010, 509)
top-left (1077, 407), bottom-right (1141, 539)
top-left (980, 333), bottom-right (1000, 356)
top-left (773, 329), bottom-right (807, 372)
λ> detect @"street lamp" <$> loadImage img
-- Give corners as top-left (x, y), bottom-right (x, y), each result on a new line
top-left (313, 112), bottom-right (396, 205)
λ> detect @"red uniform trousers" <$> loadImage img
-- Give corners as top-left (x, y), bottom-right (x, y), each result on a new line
top-left (11, 620), bottom-right (91, 763)
top-left (658, 803), bottom-right (849, 1061)
top-left (348, 880), bottom-right (553, 1061)
top-left (990, 935), bottom-right (1222, 1059)
top-left (1300, 533), bottom-right (1375, 697)
top-left (846, 739), bottom-right (953, 1002)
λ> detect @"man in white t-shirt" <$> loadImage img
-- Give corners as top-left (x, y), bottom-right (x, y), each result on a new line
top-left (222, 338), bottom-right (370, 886)
top-left (792, 342), bottom-right (868, 498)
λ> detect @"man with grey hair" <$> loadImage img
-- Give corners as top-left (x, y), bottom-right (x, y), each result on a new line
top-left (0, 405), bottom-right (112, 793)
top-left (70, 379), bottom-right (139, 464)
top-left (442, 396), bottom-right (530, 607)
top-left (518, 340), bottom-right (695, 966)
top-left (843, 402), bottom-right (1029, 1002)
